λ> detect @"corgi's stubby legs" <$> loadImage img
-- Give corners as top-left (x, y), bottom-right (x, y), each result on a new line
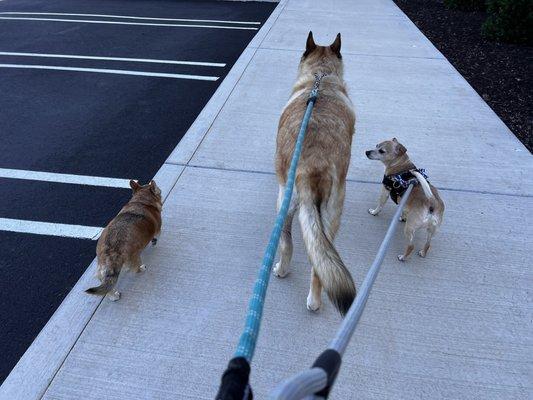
top-left (369, 186), bottom-right (389, 216)
top-left (107, 289), bottom-right (121, 301)
top-left (130, 255), bottom-right (146, 273)
top-left (274, 185), bottom-right (297, 278)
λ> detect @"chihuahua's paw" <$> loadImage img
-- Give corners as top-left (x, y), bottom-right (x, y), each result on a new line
top-left (139, 264), bottom-right (147, 272)
top-left (368, 208), bottom-right (380, 216)
top-left (418, 250), bottom-right (427, 258)
top-left (397, 254), bottom-right (407, 262)
top-left (151, 238), bottom-right (158, 246)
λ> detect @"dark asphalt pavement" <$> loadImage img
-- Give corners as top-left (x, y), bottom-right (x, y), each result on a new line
top-left (0, 0), bottom-right (276, 382)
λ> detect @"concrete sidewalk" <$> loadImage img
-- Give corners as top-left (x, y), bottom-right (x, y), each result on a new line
top-left (2, 0), bottom-right (531, 399)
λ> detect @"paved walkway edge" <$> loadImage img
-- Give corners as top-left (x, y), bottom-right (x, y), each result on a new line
top-left (0, 2), bottom-right (286, 399)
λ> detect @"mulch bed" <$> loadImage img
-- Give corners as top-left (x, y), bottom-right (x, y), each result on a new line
top-left (393, 0), bottom-right (532, 152)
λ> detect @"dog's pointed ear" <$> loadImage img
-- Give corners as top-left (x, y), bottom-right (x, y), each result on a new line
top-left (392, 137), bottom-right (398, 143)
top-left (304, 31), bottom-right (317, 57)
top-left (130, 179), bottom-right (141, 192)
top-left (395, 142), bottom-right (407, 156)
top-left (330, 33), bottom-right (342, 58)
top-left (149, 180), bottom-right (159, 194)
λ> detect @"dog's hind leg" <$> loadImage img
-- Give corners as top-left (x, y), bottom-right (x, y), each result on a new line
top-left (398, 225), bottom-right (416, 262)
top-left (274, 185), bottom-right (297, 278)
top-left (130, 254), bottom-right (146, 273)
top-left (306, 269), bottom-right (322, 311)
top-left (418, 226), bottom-right (435, 258)
top-left (306, 182), bottom-right (343, 312)
top-left (321, 182), bottom-right (344, 242)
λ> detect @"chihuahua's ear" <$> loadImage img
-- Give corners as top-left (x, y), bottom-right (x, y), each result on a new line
top-left (392, 137), bottom-right (398, 143)
top-left (303, 31), bottom-right (317, 57)
top-left (330, 33), bottom-right (342, 58)
top-left (130, 179), bottom-right (141, 192)
top-left (395, 142), bottom-right (407, 156)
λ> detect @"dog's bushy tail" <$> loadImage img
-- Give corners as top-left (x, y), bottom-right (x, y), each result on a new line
top-left (297, 176), bottom-right (356, 316)
top-left (85, 267), bottom-right (120, 296)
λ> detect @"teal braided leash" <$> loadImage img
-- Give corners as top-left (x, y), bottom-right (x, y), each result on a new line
top-left (234, 73), bottom-right (325, 361)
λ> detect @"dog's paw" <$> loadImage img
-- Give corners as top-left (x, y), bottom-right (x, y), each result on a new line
top-left (139, 264), bottom-right (147, 272)
top-left (151, 238), bottom-right (158, 246)
top-left (418, 250), bottom-right (427, 258)
top-left (273, 262), bottom-right (288, 278)
top-left (108, 290), bottom-right (121, 301)
top-left (306, 295), bottom-right (321, 312)
top-left (399, 216), bottom-right (406, 222)
top-left (397, 254), bottom-right (407, 262)
top-left (368, 208), bottom-right (380, 216)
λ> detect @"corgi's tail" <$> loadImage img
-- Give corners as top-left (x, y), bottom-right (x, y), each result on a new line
top-left (85, 268), bottom-right (119, 296)
top-left (411, 170), bottom-right (433, 199)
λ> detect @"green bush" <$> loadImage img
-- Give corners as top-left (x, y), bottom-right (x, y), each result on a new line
top-left (482, 0), bottom-right (533, 44)
top-left (444, 0), bottom-right (486, 11)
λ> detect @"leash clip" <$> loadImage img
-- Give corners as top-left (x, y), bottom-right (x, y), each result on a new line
top-left (391, 174), bottom-right (409, 189)
top-left (307, 72), bottom-right (327, 104)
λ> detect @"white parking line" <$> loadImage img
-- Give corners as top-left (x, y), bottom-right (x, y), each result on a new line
top-left (0, 218), bottom-right (102, 240)
top-left (0, 52), bottom-right (226, 67)
top-left (0, 64), bottom-right (219, 80)
top-left (0, 168), bottom-right (132, 188)
top-left (0, 11), bottom-right (261, 25)
top-left (0, 17), bottom-right (259, 30)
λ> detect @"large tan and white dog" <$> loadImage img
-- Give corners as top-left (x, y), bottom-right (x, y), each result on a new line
top-left (274, 32), bottom-right (356, 315)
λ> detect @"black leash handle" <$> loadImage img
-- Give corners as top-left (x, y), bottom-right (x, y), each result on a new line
top-left (215, 357), bottom-right (252, 400)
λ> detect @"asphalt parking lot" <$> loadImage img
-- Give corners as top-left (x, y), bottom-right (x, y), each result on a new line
top-left (0, 0), bottom-right (276, 382)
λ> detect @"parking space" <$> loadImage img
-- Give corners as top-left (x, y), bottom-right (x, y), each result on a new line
top-left (0, 0), bottom-right (276, 381)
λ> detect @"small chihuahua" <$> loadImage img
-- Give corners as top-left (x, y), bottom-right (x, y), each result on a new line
top-left (366, 138), bottom-right (444, 261)
top-left (86, 180), bottom-right (162, 300)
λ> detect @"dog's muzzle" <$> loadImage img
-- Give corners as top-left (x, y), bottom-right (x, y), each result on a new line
top-left (365, 150), bottom-right (373, 159)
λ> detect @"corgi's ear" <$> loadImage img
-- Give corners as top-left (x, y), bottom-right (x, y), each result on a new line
top-left (149, 180), bottom-right (161, 195)
top-left (303, 31), bottom-right (317, 57)
top-left (130, 179), bottom-right (141, 192)
top-left (330, 33), bottom-right (342, 58)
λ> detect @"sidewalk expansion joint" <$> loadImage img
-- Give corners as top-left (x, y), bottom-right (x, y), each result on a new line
top-left (165, 162), bottom-right (532, 199)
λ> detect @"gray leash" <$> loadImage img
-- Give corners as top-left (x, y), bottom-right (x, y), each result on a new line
top-left (270, 184), bottom-right (416, 399)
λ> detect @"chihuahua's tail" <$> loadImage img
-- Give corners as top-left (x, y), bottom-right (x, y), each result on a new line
top-left (85, 266), bottom-right (120, 296)
top-left (411, 170), bottom-right (433, 199)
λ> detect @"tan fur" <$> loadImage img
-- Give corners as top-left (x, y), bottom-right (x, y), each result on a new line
top-left (366, 138), bottom-right (445, 261)
top-left (274, 32), bottom-right (356, 315)
top-left (86, 180), bottom-right (162, 300)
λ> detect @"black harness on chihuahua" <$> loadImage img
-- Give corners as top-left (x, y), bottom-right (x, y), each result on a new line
top-left (382, 168), bottom-right (428, 204)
